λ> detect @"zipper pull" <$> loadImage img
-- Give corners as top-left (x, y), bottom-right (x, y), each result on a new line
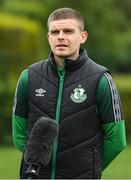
top-left (60, 75), bottom-right (63, 81)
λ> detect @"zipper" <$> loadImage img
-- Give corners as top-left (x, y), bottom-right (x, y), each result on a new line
top-left (51, 69), bottom-right (65, 180)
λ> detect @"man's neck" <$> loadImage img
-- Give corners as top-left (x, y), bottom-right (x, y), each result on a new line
top-left (54, 56), bottom-right (65, 69)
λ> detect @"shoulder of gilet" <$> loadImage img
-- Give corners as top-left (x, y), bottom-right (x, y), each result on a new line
top-left (85, 57), bottom-right (110, 76)
top-left (28, 59), bottom-right (48, 74)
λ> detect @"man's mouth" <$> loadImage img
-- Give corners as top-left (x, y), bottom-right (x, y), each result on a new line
top-left (56, 44), bottom-right (68, 47)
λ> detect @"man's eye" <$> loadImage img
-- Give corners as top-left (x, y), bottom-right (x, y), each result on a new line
top-left (64, 30), bottom-right (74, 34)
top-left (50, 31), bottom-right (59, 35)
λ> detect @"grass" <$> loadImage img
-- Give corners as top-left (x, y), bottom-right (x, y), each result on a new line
top-left (0, 146), bottom-right (22, 179)
top-left (0, 145), bottom-right (131, 179)
top-left (102, 144), bottom-right (131, 179)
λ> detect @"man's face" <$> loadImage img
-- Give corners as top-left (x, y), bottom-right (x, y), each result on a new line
top-left (47, 19), bottom-right (88, 60)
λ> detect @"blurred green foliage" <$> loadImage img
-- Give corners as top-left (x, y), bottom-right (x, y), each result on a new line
top-left (0, 12), bottom-right (44, 144)
top-left (1, 0), bottom-right (131, 72)
top-left (0, 0), bottom-right (131, 144)
top-left (0, 0), bottom-right (47, 20)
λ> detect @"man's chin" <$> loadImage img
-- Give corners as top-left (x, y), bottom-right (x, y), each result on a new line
top-left (55, 53), bottom-right (69, 58)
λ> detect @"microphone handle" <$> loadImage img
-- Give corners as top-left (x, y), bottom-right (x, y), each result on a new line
top-left (26, 176), bottom-right (34, 180)
top-left (24, 164), bottom-right (40, 179)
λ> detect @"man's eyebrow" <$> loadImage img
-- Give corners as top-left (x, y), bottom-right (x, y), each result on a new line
top-left (63, 28), bottom-right (75, 32)
top-left (50, 28), bottom-right (76, 32)
top-left (50, 29), bottom-right (59, 33)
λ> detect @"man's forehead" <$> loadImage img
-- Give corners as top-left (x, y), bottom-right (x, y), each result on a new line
top-left (48, 19), bottom-right (80, 30)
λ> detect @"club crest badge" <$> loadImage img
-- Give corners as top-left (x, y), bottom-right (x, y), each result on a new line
top-left (70, 85), bottom-right (87, 103)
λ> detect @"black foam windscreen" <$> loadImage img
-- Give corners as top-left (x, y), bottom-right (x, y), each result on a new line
top-left (24, 117), bottom-right (59, 167)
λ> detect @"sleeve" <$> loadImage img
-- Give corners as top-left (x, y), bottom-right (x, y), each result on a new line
top-left (96, 72), bottom-right (127, 171)
top-left (12, 69), bottom-right (28, 152)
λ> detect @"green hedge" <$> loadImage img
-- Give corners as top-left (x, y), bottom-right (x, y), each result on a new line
top-left (0, 13), bottom-right (45, 144)
top-left (1, 0), bottom-right (47, 20)
top-left (0, 13), bottom-right (44, 74)
top-left (0, 12), bottom-right (45, 106)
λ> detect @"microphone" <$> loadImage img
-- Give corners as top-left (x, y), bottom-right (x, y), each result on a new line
top-left (23, 117), bottom-right (59, 179)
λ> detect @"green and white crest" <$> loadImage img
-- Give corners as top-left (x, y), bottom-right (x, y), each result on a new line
top-left (70, 85), bottom-right (87, 103)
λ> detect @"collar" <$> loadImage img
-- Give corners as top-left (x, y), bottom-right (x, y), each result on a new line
top-left (49, 49), bottom-right (89, 72)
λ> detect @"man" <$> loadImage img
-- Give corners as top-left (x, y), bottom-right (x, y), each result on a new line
top-left (12, 8), bottom-right (126, 179)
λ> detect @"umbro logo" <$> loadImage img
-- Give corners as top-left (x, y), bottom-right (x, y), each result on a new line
top-left (35, 88), bottom-right (46, 96)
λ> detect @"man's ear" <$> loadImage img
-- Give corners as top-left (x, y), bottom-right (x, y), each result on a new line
top-left (81, 31), bottom-right (88, 44)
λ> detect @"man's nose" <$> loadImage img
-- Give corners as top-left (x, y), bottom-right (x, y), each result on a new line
top-left (58, 31), bottom-right (65, 39)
